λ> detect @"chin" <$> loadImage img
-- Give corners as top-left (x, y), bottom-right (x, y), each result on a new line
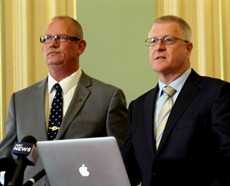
top-left (47, 61), bottom-right (64, 66)
top-left (152, 65), bottom-right (164, 72)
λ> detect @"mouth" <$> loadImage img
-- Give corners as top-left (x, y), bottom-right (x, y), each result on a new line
top-left (155, 56), bottom-right (166, 60)
top-left (47, 51), bottom-right (59, 56)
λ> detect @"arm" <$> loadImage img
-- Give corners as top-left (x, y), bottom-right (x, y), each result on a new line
top-left (106, 88), bottom-right (127, 147)
top-left (0, 94), bottom-right (17, 159)
top-left (211, 82), bottom-right (230, 185)
top-left (121, 102), bottom-right (141, 186)
top-left (0, 94), bottom-right (18, 185)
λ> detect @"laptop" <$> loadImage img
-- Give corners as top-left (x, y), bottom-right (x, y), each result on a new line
top-left (37, 137), bottom-right (131, 186)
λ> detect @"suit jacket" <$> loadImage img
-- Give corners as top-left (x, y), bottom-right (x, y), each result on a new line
top-left (122, 69), bottom-right (230, 186)
top-left (0, 71), bottom-right (127, 186)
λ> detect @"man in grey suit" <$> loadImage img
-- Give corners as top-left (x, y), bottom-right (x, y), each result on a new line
top-left (0, 16), bottom-right (127, 185)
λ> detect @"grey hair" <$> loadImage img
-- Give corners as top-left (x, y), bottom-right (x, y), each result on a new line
top-left (150, 15), bottom-right (192, 41)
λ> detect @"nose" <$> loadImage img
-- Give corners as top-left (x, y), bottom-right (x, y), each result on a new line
top-left (155, 39), bottom-right (166, 50)
top-left (50, 37), bottom-right (59, 47)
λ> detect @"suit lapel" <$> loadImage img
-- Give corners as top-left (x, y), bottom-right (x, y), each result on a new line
top-left (157, 70), bottom-right (201, 151)
top-left (144, 87), bottom-right (159, 157)
top-left (56, 72), bottom-right (91, 139)
top-left (33, 78), bottom-right (48, 140)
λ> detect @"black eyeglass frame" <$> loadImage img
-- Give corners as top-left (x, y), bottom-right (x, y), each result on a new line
top-left (145, 35), bottom-right (189, 47)
top-left (40, 35), bottom-right (81, 44)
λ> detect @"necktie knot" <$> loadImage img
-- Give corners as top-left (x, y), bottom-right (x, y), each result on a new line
top-left (163, 86), bottom-right (176, 97)
top-left (54, 83), bottom-right (62, 92)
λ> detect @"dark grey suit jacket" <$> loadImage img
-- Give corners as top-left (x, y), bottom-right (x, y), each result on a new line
top-left (122, 69), bottom-right (230, 186)
top-left (0, 71), bottom-right (127, 185)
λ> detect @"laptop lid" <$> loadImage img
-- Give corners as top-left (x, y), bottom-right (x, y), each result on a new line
top-left (37, 137), bottom-right (130, 186)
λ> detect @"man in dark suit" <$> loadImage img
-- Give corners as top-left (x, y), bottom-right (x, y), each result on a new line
top-left (122, 15), bottom-right (230, 186)
top-left (0, 16), bottom-right (127, 185)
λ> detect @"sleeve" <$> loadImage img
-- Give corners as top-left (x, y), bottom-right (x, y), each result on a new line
top-left (121, 102), bottom-right (141, 186)
top-left (0, 94), bottom-right (18, 184)
top-left (211, 82), bottom-right (230, 185)
top-left (106, 88), bottom-right (128, 147)
top-left (0, 94), bottom-right (17, 159)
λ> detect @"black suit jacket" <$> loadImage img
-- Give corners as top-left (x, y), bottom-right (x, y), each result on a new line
top-left (122, 69), bottom-right (230, 186)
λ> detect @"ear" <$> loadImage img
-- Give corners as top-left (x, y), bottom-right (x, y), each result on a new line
top-left (186, 42), bottom-right (193, 57)
top-left (77, 40), bottom-right (87, 55)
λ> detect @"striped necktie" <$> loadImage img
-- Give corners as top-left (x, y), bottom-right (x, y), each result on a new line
top-left (48, 83), bottom-right (63, 140)
top-left (155, 86), bottom-right (176, 149)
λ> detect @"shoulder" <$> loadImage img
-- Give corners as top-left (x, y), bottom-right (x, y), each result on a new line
top-left (13, 78), bottom-right (47, 96)
top-left (193, 70), bottom-right (230, 90)
top-left (129, 88), bottom-right (156, 109)
top-left (80, 71), bottom-right (123, 93)
top-left (79, 72), bottom-right (127, 106)
top-left (185, 69), bottom-right (230, 91)
top-left (200, 76), bottom-right (230, 98)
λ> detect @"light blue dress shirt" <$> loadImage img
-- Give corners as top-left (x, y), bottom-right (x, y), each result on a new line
top-left (154, 68), bottom-right (192, 127)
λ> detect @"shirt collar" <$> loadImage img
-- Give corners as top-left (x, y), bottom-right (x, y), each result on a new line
top-left (48, 68), bottom-right (82, 94)
top-left (158, 68), bottom-right (191, 97)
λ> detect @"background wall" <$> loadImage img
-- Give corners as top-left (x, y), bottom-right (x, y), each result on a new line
top-left (78, 0), bottom-right (156, 104)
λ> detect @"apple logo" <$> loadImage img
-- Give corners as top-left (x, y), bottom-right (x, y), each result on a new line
top-left (79, 164), bottom-right (90, 177)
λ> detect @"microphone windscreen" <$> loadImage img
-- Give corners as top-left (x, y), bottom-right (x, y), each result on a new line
top-left (21, 136), bottom-right (37, 145)
top-left (11, 136), bottom-right (38, 166)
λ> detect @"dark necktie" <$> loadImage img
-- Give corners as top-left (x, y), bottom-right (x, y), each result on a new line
top-left (48, 83), bottom-right (63, 140)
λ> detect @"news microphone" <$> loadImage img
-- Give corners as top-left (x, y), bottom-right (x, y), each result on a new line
top-left (23, 169), bottom-right (46, 186)
top-left (0, 157), bottom-right (16, 172)
top-left (0, 157), bottom-right (17, 186)
top-left (7, 136), bottom-right (38, 186)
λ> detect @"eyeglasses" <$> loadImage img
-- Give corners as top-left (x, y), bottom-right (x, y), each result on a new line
top-left (40, 35), bottom-right (81, 44)
top-left (145, 35), bottom-right (189, 47)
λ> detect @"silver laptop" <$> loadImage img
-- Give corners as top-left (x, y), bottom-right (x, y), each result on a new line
top-left (37, 137), bottom-right (130, 186)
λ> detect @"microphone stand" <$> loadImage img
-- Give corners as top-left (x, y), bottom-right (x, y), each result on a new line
top-left (7, 158), bottom-right (26, 186)
top-left (23, 169), bottom-right (46, 186)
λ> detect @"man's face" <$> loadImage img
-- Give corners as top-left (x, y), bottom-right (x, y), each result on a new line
top-left (148, 22), bottom-right (192, 79)
top-left (42, 19), bottom-right (82, 68)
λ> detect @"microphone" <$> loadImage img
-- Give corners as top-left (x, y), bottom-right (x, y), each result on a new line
top-left (7, 136), bottom-right (38, 186)
top-left (23, 169), bottom-right (46, 186)
top-left (0, 157), bottom-right (17, 186)
top-left (0, 157), bottom-right (16, 172)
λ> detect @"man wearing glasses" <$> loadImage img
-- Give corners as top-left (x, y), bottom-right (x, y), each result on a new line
top-left (0, 16), bottom-right (127, 185)
top-left (122, 15), bottom-right (230, 186)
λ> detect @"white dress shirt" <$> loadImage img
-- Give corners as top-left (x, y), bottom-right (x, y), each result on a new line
top-left (46, 68), bottom-right (82, 127)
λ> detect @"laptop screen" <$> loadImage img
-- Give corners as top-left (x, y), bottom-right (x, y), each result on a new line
top-left (37, 137), bottom-right (130, 186)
